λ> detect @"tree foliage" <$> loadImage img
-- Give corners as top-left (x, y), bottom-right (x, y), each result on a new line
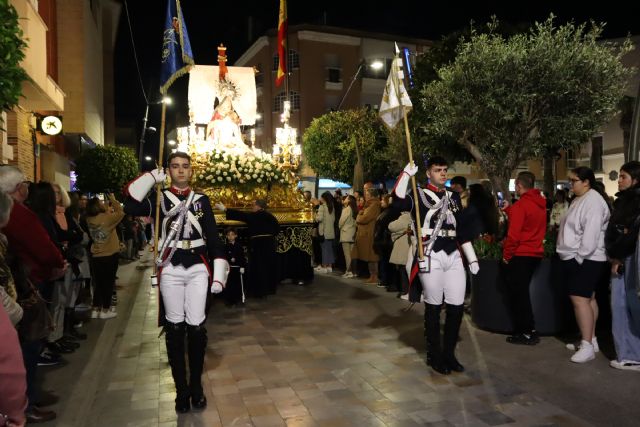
top-left (0, 0), bottom-right (29, 123)
top-left (75, 145), bottom-right (139, 194)
top-left (409, 22), bottom-right (528, 166)
top-left (302, 108), bottom-right (392, 186)
top-left (418, 16), bottom-right (635, 195)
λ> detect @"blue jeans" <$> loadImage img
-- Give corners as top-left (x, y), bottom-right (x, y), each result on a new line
top-left (611, 257), bottom-right (640, 362)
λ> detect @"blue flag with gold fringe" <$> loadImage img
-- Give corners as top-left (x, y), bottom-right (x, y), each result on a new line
top-left (160, 0), bottom-right (194, 94)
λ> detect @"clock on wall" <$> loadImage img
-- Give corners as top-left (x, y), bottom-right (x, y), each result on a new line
top-left (40, 115), bottom-right (63, 136)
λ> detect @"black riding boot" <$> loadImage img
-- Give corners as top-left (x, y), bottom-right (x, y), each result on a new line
top-left (443, 304), bottom-right (465, 373)
top-left (187, 323), bottom-right (207, 410)
top-left (424, 303), bottom-right (450, 375)
top-left (165, 322), bottom-right (190, 413)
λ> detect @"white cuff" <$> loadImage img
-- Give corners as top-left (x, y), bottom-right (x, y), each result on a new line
top-left (127, 173), bottom-right (155, 202)
top-left (461, 241), bottom-right (478, 264)
top-left (212, 258), bottom-right (230, 288)
top-left (393, 172), bottom-right (411, 199)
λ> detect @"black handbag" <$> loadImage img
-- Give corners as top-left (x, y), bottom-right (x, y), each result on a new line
top-left (17, 283), bottom-right (52, 342)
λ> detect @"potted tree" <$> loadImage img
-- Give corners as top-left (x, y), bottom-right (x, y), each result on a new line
top-left (470, 231), bottom-right (574, 334)
top-left (75, 145), bottom-right (139, 195)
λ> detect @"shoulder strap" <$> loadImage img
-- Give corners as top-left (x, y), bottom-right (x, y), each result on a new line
top-left (164, 191), bottom-right (180, 207)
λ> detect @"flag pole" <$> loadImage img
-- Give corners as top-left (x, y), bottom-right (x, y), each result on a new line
top-left (392, 54), bottom-right (424, 261)
top-left (152, 101), bottom-right (167, 275)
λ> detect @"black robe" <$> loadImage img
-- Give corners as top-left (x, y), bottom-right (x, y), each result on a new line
top-left (223, 240), bottom-right (246, 305)
top-left (225, 209), bottom-right (280, 297)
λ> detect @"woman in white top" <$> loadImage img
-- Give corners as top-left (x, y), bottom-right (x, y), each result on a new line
top-left (549, 189), bottom-right (569, 230)
top-left (338, 195), bottom-right (357, 278)
top-left (314, 191), bottom-right (336, 273)
top-left (556, 167), bottom-right (610, 363)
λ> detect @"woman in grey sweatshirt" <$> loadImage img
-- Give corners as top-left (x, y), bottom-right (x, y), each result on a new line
top-left (556, 167), bottom-right (610, 364)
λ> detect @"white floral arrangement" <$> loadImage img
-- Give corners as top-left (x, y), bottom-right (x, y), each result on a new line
top-left (194, 149), bottom-right (289, 189)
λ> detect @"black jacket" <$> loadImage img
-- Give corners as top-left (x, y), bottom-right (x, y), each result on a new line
top-left (605, 187), bottom-right (640, 260)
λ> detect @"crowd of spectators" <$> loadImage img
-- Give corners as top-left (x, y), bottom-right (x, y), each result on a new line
top-left (0, 165), bottom-right (148, 425)
top-left (310, 162), bottom-right (640, 371)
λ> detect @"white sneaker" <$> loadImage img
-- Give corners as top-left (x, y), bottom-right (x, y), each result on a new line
top-left (326, 266), bottom-right (333, 273)
top-left (314, 266), bottom-right (326, 273)
top-left (566, 337), bottom-right (599, 353)
top-left (400, 293), bottom-right (409, 301)
top-left (342, 272), bottom-right (353, 278)
top-left (570, 340), bottom-right (595, 363)
top-left (91, 310), bottom-right (100, 319)
top-left (610, 359), bottom-right (640, 371)
top-left (99, 310), bottom-right (117, 320)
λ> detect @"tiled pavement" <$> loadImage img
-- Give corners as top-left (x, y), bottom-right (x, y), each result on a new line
top-left (43, 256), bottom-right (640, 426)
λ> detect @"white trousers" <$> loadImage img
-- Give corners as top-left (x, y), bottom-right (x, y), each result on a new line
top-left (419, 249), bottom-right (466, 305)
top-left (160, 263), bottom-right (209, 325)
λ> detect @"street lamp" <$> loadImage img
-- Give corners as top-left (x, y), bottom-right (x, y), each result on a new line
top-left (336, 59), bottom-right (383, 110)
top-left (138, 97), bottom-right (173, 170)
top-left (145, 156), bottom-right (152, 161)
top-left (168, 139), bottom-right (176, 146)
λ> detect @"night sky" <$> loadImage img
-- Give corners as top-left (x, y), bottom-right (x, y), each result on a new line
top-left (114, 1), bottom-right (640, 154)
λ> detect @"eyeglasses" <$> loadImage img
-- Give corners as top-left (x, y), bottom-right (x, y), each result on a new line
top-left (568, 178), bottom-right (582, 184)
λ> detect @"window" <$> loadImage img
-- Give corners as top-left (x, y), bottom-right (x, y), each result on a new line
top-left (566, 149), bottom-right (578, 169)
top-left (273, 91), bottom-right (300, 112)
top-left (591, 136), bottom-right (603, 172)
top-left (272, 50), bottom-right (300, 72)
top-left (288, 50), bottom-right (300, 69)
top-left (326, 67), bottom-right (342, 83)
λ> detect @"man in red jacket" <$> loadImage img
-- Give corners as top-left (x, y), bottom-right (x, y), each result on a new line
top-left (502, 171), bottom-right (547, 345)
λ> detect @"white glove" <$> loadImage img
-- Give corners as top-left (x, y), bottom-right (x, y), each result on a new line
top-left (394, 163), bottom-right (418, 199)
top-left (461, 241), bottom-right (480, 275)
top-left (211, 282), bottom-right (223, 294)
top-left (149, 168), bottom-right (167, 184)
top-left (403, 162), bottom-right (419, 177)
top-left (468, 261), bottom-right (479, 275)
top-left (214, 202), bottom-right (226, 211)
top-left (240, 267), bottom-right (245, 274)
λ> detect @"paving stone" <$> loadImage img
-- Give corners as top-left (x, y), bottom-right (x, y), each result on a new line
top-left (45, 258), bottom-right (624, 427)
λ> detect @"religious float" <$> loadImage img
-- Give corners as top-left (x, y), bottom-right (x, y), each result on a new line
top-left (174, 46), bottom-right (314, 282)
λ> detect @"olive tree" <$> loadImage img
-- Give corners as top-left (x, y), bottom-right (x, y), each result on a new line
top-left (419, 16), bottom-right (635, 196)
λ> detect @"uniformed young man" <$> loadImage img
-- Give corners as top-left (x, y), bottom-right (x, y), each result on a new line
top-left (394, 156), bottom-right (479, 375)
top-left (124, 151), bottom-right (229, 412)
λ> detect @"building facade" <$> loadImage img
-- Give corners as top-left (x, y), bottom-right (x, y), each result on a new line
top-left (235, 25), bottom-right (431, 181)
top-left (1, 0), bottom-right (119, 190)
top-left (235, 25), bottom-right (639, 195)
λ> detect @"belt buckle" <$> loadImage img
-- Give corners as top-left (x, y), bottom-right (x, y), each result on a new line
top-left (182, 240), bottom-right (191, 250)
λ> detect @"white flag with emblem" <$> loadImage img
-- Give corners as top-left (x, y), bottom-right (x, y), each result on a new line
top-left (379, 56), bottom-right (412, 129)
